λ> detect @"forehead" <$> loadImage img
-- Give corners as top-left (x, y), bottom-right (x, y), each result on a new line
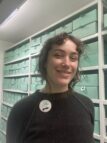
top-left (51, 39), bottom-right (78, 53)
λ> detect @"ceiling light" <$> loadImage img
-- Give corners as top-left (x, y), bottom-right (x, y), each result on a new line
top-left (0, 0), bottom-right (27, 28)
top-left (0, 9), bottom-right (19, 27)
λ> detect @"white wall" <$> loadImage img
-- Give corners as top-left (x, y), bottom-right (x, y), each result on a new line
top-left (0, 40), bottom-right (13, 116)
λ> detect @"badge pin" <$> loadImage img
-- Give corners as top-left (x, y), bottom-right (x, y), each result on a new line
top-left (39, 100), bottom-right (52, 112)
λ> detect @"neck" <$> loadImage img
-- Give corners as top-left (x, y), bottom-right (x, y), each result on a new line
top-left (41, 84), bottom-right (69, 94)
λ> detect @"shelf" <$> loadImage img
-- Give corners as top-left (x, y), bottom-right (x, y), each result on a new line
top-left (4, 73), bottom-right (29, 78)
top-left (1, 1), bottom-right (107, 143)
top-left (3, 89), bottom-right (28, 94)
top-left (4, 55), bottom-right (29, 65)
top-left (103, 100), bottom-right (107, 105)
top-left (79, 66), bottom-right (99, 71)
top-left (92, 99), bottom-right (100, 104)
top-left (102, 30), bottom-right (107, 36)
top-left (30, 72), bottom-right (41, 76)
top-left (31, 52), bottom-right (40, 57)
top-left (2, 101), bottom-right (13, 108)
top-left (31, 43), bottom-right (40, 47)
top-left (103, 65), bottom-right (107, 70)
top-left (81, 33), bottom-right (98, 42)
top-left (104, 136), bottom-right (107, 142)
top-left (93, 133), bottom-right (101, 140)
top-left (1, 115), bottom-right (7, 121)
top-left (105, 118), bottom-right (107, 126)
top-left (0, 129), bottom-right (6, 136)
top-left (103, 0), bottom-right (107, 9)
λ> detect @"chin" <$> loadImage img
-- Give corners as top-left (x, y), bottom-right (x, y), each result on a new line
top-left (56, 80), bottom-right (71, 87)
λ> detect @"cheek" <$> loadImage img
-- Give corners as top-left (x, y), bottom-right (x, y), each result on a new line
top-left (47, 58), bottom-right (60, 68)
top-left (46, 60), bottom-right (55, 74)
top-left (72, 62), bottom-right (78, 70)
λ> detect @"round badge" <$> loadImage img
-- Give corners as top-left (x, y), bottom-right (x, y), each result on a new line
top-left (39, 100), bottom-right (52, 113)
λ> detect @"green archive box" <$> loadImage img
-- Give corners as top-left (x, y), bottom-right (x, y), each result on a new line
top-left (41, 33), bottom-right (48, 44)
top-left (0, 118), bottom-right (6, 133)
top-left (104, 13), bottom-right (107, 28)
top-left (32, 37), bottom-right (41, 46)
top-left (19, 45), bottom-right (25, 57)
top-left (80, 41), bottom-right (98, 67)
top-left (105, 71), bottom-right (107, 99)
top-left (48, 31), bottom-right (56, 38)
top-left (19, 43), bottom-right (30, 57)
top-left (31, 44), bottom-right (42, 54)
top-left (31, 58), bottom-right (36, 72)
top-left (31, 56), bottom-right (39, 72)
top-left (14, 48), bottom-right (19, 59)
top-left (31, 76), bottom-right (45, 92)
top-left (95, 139), bottom-right (100, 143)
top-left (73, 9), bottom-right (97, 30)
top-left (105, 105), bottom-right (107, 119)
top-left (1, 104), bottom-right (7, 118)
top-left (3, 66), bottom-right (7, 75)
top-left (74, 85), bottom-right (99, 99)
top-left (72, 21), bottom-right (97, 39)
top-left (94, 120), bottom-right (100, 134)
top-left (20, 77), bottom-right (28, 92)
top-left (55, 26), bottom-right (64, 34)
top-left (63, 22), bottom-right (73, 33)
top-left (30, 77), bottom-right (36, 92)
top-left (6, 51), bottom-right (11, 62)
top-left (94, 105), bottom-right (100, 121)
top-left (0, 133), bottom-right (6, 143)
top-left (14, 93), bottom-right (22, 104)
top-left (104, 42), bottom-right (107, 64)
top-left (73, 72), bottom-right (99, 99)
top-left (76, 73), bottom-right (99, 86)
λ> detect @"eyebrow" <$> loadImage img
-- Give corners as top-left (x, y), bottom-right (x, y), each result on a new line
top-left (52, 48), bottom-right (78, 55)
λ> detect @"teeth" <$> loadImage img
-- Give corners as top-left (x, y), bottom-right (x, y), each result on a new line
top-left (56, 69), bottom-right (71, 73)
top-left (58, 70), bottom-right (71, 74)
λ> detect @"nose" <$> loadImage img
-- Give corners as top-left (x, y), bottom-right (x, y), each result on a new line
top-left (62, 56), bottom-right (71, 66)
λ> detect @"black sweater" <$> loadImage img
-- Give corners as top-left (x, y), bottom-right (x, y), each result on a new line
top-left (6, 89), bottom-right (95, 143)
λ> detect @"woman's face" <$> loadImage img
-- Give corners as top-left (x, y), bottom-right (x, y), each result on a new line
top-left (45, 39), bottom-right (79, 91)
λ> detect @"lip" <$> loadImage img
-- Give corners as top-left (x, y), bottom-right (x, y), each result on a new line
top-left (57, 70), bottom-right (71, 74)
top-left (56, 70), bottom-right (71, 77)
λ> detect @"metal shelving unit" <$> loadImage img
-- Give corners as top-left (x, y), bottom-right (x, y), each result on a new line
top-left (0, 0), bottom-right (107, 142)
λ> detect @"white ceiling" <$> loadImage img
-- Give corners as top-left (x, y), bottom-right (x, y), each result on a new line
top-left (0, 0), bottom-right (93, 44)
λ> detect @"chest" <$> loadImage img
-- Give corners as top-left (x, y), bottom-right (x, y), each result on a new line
top-left (30, 97), bottom-right (92, 132)
top-left (23, 97), bottom-right (94, 143)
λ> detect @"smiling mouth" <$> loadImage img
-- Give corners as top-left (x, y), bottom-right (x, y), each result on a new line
top-left (57, 70), bottom-right (71, 75)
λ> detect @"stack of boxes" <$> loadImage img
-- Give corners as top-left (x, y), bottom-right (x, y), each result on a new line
top-left (72, 8), bottom-right (98, 38)
top-left (104, 12), bottom-right (107, 29)
top-left (0, 4), bottom-right (107, 143)
top-left (104, 40), bottom-right (107, 65)
top-left (30, 76), bottom-right (45, 93)
top-left (30, 37), bottom-right (42, 54)
top-left (4, 59), bottom-right (29, 76)
top-left (94, 104), bottom-right (100, 135)
top-left (74, 71), bottom-right (99, 100)
top-left (80, 41), bottom-right (98, 67)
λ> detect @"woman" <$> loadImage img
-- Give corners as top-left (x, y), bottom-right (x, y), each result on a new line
top-left (6, 32), bottom-right (95, 143)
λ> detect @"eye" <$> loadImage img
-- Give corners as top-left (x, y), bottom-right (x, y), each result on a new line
top-left (70, 53), bottom-right (78, 62)
top-left (54, 52), bottom-right (64, 58)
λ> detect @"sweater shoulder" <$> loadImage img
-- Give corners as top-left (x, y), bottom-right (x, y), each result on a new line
top-left (6, 91), bottom-right (39, 143)
top-left (9, 90), bottom-right (37, 120)
top-left (72, 90), bottom-right (94, 107)
top-left (72, 90), bottom-right (94, 121)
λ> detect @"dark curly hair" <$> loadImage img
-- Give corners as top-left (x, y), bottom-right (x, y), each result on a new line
top-left (38, 32), bottom-right (84, 87)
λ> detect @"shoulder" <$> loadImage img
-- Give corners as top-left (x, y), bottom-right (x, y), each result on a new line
top-left (72, 90), bottom-right (94, 107)
top-left (72, 90), bottom-right (94, 118)
top-left (6, 91), bottom-right (39, 142)
top-left (9, 91), bottom-right (39, 120)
